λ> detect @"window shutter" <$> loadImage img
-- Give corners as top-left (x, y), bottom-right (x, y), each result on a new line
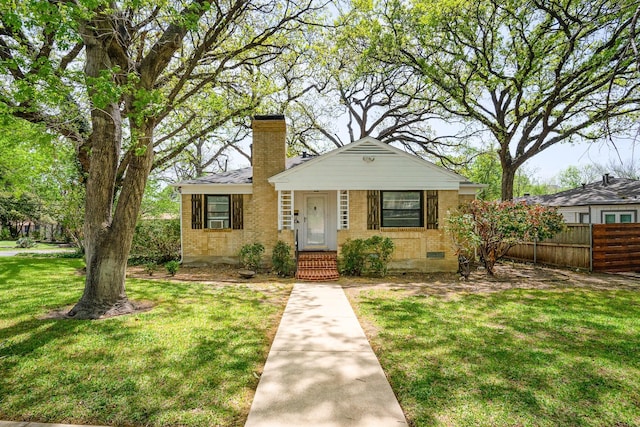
top-left (191, 194), bottom-right (203, 229)
top-left (232, 194), bottom-right (243, 230)
top-left (367, 190), bottom-right (380, 230)
top-left (426, 190), bottom-right (438, 229)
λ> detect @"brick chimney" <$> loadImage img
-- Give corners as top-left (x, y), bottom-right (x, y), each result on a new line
top-left (248, 115), bottom-right (286, 252)
top-left (251, 115), bottom-right (286, 184)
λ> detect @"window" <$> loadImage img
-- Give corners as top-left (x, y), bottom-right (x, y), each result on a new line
top-left (206, 195), bottom-right (230, 229)
top-left (603, 211), bottom-right (636, 224)
top-left (381, 191), bottom-right (424, 227)
top-left (579, 213), bottom-right (590, 224)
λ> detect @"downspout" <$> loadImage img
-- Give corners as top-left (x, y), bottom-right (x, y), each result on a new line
top-left (178, 187), bottom-right (184, 264)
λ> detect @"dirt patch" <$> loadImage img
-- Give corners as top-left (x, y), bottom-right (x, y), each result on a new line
top-left (127, 261), bottom-right (640, 296)
top-left (341, 262), bottom-right (640, 300)
top-left (41, 300), bottom-right (155, 320)
top-left (127, 263), bottom-right (297, 285)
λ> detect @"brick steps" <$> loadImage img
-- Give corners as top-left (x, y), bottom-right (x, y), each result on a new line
top-left (295, 251), bottom-right (340, 281)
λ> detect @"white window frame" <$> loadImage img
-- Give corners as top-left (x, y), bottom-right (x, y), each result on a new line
top-left (601, 210), bottom-right (636, 224)
top-left (278, 190), bottom-right (294, 230)
top-left (337, 190), bottom-right (349, 230)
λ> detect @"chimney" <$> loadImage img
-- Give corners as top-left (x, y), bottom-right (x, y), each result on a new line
top-left (251, 115), bottom-right (286, 184)
top-left (248, 115), bottom-right (286, 251)
top-left (602, 173), bottom-right (610, 186)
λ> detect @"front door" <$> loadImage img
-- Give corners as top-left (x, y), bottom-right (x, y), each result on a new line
top-left (303, 194), bottom-right (327, 249)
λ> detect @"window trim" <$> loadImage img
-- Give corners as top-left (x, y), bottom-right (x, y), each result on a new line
top-left (601, 210), bottom-right (636, 224)
top-left (205, 194), bottom-right (231, 229)
top-left (380, 190), bottom-right (424, 228)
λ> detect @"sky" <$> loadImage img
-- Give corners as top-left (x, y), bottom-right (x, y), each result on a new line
top-left (524, 137), bottom-right (639, 182)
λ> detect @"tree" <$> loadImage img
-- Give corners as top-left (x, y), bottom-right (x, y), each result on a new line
top-left (383, 0), bottom-right (640, 200)
top-left (0, 0), bottom-right (321, 318)
top-left (447, 200), bottom-right (565, 275)
top-left (287, 2), bottom-right (465, 161)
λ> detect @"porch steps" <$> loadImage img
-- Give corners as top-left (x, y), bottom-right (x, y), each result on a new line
top-left (295, 251), bottom-right (340, 281)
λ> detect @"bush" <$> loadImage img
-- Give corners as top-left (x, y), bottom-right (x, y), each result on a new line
top-left (144, 262), bottom-right (157, 276)
top-left (16, 236), bottom-right (36, 248)
top-left (272, 240), bottom-right (296, 277)
top-left (238, 242), bottom-right (264, 271)
top-left (446, 200), bottom-right (565, 275)
top-left (339, 236), bottom-right (394, 277)
top-left (129, 219), bottom-right (180, 265)
top-left (165, 260), bottom-right (180, 276)
top-left (0, 227), bottom-right (11, 240)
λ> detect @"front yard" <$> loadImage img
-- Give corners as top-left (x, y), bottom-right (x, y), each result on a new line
top-left (0, 258), bottom-right (291, 427)
top-left (1, 257), bottom-right (638, 427)
top-left (347, 265), bottom-right (640, 427)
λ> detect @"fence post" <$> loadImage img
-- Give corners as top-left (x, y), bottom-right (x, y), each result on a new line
top-left (533, 237), bottom-right (537, 265)
top-left (589, 223), bottom-right (593, 272)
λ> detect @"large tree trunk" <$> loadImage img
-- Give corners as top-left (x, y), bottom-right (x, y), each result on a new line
top-left (501, 167), bottom-right (516, 201)
top-left (68, 124), bottom-right (154, 319)
top-left (69, 18), bottom-right (155, 319)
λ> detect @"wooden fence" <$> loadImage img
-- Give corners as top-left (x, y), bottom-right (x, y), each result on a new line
top-left (592, 223), bottom-right (640, 272)
top-left (507, 223), bottom-right (640, 272)
top-left (506, 224), bottom-right (591, 270)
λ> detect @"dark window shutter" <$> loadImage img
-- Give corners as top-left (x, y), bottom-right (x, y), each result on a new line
top-left (426, 190), bottom-right (438, 229)
top-left (232, 194), bottom-right (243, 230)
top-left (367, 190), bottom-right (380, 230)
top-left (191, 194), bottom-right (203, 229)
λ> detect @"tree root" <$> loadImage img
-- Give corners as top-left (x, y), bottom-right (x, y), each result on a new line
top-left (67, 298), bottom-right (136, 320)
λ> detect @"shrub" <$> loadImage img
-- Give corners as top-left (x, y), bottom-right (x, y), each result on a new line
top-left (129, 219), bottom-right (180, 265)
top-left (0, 227), bottom-right (11, 240)
top-left (165, 260), bottom-right (180, 276)
top-left (238, 242), bottom-right (265, 271)
top-left (16, 236), bottom-right (36, 248)
top-left (446, 200), bottom-right (565, 275)
top-left (365, 235), bottom-right (395, 277)
top-left (144, 262), bottom-right (157, 276)
top-left (339, 236), bottom-right (394, 277)
top-left (272, 240), bottom-right (296, 277)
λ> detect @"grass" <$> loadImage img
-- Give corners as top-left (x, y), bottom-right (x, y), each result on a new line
top-left (351, 288), bottom-right (640, 427)
top-left (0, 240), bottom-right (65, 250)
top-left (0, 257), bottom-right (291, 426)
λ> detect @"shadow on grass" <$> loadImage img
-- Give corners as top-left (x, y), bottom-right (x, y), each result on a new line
top-left (0, 258), bottom-right (290, 427)
top-left (356, 289), bottom-right (640, 427)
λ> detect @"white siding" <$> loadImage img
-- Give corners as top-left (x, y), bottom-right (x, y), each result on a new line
top-left (558, 204), bottom-right (640, 224)
top-left (270, 139), bottom-right (464, 191)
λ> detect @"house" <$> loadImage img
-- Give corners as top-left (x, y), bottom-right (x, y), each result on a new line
top-left (174, 115), bottom-right (483, 275)
top-left (521, 174), bottom-right (640, 224)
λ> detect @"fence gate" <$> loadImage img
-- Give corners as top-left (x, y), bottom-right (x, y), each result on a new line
top-left (592, 223), bottom-right (640, 273)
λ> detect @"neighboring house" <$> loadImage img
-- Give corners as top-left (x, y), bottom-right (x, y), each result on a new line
top-left (174, 115), bottom-right (483, 273)
top-left (521, 174), bottom-right (640, 224)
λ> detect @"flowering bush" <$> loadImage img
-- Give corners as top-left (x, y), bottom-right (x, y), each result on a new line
top-left (446, 200), bottom-right (565, 275)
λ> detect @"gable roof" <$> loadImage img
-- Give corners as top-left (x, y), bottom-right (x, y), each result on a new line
top-left (175, 136), bottom-right (482, 194)
top-left (269, 137), bottom-right (475, 191)
top-left (522, 176), bottom-right (640, 207)
top-left (177, 156), bottom-right (313, 185)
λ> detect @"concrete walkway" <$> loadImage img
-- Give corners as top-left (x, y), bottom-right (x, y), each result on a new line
top-left (244, 283), bottom-right (408, 427)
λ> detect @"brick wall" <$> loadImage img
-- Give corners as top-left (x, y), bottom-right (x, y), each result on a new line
top-left (181, 116), bottom-right (287, 265)
top-left (181, 194), bottom-right (249, 265)
top-left (337, 190), bottom-right (459, 272)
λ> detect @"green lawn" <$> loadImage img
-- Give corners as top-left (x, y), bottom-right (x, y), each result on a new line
top-left (0, 258), bottom-right (291, 427)
top-left (351, 288), bottom-right (640, 427)
top-left (0, 240), bottom-right (66, 250)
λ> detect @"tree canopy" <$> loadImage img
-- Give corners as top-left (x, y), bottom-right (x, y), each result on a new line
top-left (378, 0), bottom-right (640, 199)
top-left (0, 0), bottom-right (324, 318)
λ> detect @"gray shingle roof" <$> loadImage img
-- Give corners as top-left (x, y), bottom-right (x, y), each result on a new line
top-left (177, 155), bottom-right (316, 185)
top-left (522, 176), bottom-right (640, 206)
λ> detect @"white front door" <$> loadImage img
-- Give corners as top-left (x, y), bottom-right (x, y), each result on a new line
top-left (304, 194), bottom-right (327, 249)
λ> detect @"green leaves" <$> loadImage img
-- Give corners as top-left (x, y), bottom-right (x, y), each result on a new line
top-left (447, 200), bottom-right (566, 274)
